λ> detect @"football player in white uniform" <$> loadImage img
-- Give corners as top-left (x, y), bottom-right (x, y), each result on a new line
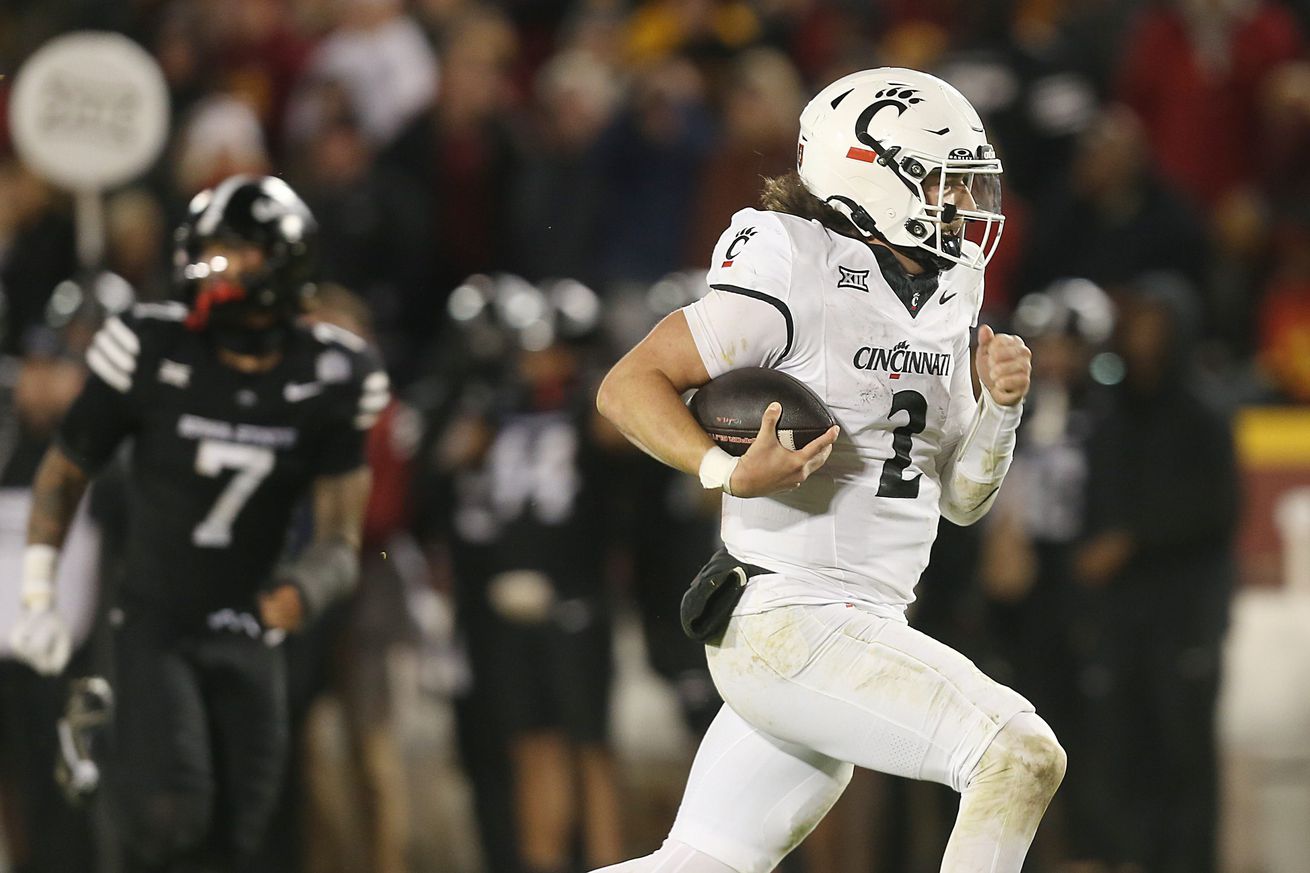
top-left (595, 68), bottom-right (1062, 873)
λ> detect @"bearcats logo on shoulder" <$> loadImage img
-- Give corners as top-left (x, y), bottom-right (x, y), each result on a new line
top-left (837, 266), bottom-right (870, 292)
top-left (721, 227), bottom-right (757, 267)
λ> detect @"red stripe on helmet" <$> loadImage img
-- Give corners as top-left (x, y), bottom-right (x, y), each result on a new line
top-left (846, 147), bottom-right (878, 163)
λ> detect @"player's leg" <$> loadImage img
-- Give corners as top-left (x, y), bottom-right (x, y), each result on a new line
top-left (1149, 613), bottom-right (1222, 873)
top-left (199, 632), bottom-right (289, 865)
top-left (338, 587), bottom-right (410, 873)
top-left (551, 598), bottom-right (622, 868)
top-left (708, 604), bottom-right (1064, 873)
top-left (491, 618), bottom-right (577, 873)
top-left (939, 710), bottom-right (1064, 872)
top-left (593, 703), bottom-right (852, 873)
top-left (512, 730), bottom-right (577, 871)
top-left (109, 615), bottom-right (215, 870)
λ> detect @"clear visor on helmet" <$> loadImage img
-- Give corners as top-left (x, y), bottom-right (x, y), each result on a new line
top-left (903, 151), bottom-right (1005, 270)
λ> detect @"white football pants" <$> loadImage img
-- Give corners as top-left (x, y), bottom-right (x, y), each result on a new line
top-left (601, 602), bottom-right (1065, 873)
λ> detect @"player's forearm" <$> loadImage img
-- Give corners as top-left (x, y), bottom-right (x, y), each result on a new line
top-left (939, 389), bottom-right (1022, 526)
top-left (27, 446), bottom-right (90, 550)
top-left (284, 467), bottom-right (371, 618)
top-left (596, 363), bottom-right (715, 477)
top-left (312, 466), bottom-right (371, 549)
top-left (598, 310), bottom-right (720, 478)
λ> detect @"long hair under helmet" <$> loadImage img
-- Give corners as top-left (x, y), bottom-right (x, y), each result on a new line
top-left (797, 68), bottom-right (1004, 272)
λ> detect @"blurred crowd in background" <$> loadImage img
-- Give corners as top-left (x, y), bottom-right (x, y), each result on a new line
top-left (1, 0), bottom-right (1309, 872)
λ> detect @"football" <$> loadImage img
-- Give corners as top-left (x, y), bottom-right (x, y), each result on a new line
top-left (689, 368), bottom-right (836, 457)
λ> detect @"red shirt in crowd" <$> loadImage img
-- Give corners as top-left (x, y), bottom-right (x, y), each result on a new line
top-left (1118, 3), bottom-right (1303, 205)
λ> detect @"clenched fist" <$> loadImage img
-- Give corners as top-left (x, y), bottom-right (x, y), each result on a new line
top-left (976, 324), bottom-right (1031, 407)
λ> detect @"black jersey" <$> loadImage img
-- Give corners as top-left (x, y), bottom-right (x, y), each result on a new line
top-left (57, 303), bottom-right (387, 623)
top-left (451, 403), bottom-right (606, 599)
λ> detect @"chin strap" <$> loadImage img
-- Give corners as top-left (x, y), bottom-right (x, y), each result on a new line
top-left (825, 194), bottom-right (951, 275)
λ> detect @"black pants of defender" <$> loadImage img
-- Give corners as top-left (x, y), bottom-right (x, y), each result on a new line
top-left (110, 611), bottom-right (288, 872)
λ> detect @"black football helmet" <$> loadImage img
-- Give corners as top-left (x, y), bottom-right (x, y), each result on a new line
top-left (173, 175), bottom-right (318, 352)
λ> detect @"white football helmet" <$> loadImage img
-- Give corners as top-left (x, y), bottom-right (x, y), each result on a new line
top-left (797, 67), bottom-right (1004, 271)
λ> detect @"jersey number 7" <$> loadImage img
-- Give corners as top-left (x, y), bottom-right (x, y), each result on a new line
top-left (191, 440), bottom-right (276, 547)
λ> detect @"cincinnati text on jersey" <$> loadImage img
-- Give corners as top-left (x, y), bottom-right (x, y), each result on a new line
top-left (852, 339), bottom-right (952, 379)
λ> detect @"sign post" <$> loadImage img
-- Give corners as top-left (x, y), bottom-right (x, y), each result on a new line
top-left (8, 30), bottom-right (170, 272)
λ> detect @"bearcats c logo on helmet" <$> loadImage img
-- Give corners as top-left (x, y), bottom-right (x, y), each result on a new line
top-left (855, 89), bottom-right (922, 154)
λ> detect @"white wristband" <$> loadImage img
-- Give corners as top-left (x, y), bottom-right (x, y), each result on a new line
top-left (698, 446), bottom-right (740, 496)
top-left (21, 544), bottom-right (58, 611)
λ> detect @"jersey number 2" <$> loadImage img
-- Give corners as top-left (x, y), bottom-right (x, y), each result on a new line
top-left (877, 390), bottom-right (926, 499)
top-left (192, 440), bottom-right (275, 547)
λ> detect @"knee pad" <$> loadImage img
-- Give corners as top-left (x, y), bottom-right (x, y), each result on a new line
top-left (120, 789), bottom-right (212, 866)
top-left (968, 711), bottom-right (1067, 799)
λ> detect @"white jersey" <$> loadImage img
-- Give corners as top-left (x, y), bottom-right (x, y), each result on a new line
top-left (683, 207), bottom-right (985, 618)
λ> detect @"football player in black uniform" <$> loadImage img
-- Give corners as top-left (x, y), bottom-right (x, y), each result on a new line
top-left (9, 175), bottom-right (387, 871)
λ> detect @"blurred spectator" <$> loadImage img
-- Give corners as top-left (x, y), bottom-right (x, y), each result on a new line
top-left (686, 48), bottom-right (804, 261)
top-left (432, 276), bottom-right (623, 873)
top-left (294, 107), bottom-right (436, 384)
top-left (1206, 184), bottom-right (1273, 360)
top-left (938, 2), bottom-right (1102, 201)
top-left (410, 0), bottom-right (481, 45)
top-left (1257, 59), bottom-right (1310, 206)
top-left (597, 58), bottom-right (714, 283)
top-left (507, 49), bottom-right (623, 285)
top-left (623, 0), bottom-right (763, 68)
top-left (876, 18), bottom-right (950, 76)
top-left (753, 0), bottom-right (861, 86)
top-left (105, 189), bottom-right (170, 303)
top-left (0, 162), bottom-right (76, 356)
top-left (208, 0), bottom-right (314, 148)
top-left (1076, 274), bottom-right (1239, 873)
top-left (380, 8), bottom-right (521, 306)
top-left (289, 0), bottom-right (438, 150)
top-left (145, 0), bottom-right (215, 122)
top-left (1021, 106), bottom-right (1208, 294)
top-left (551, 4), bottom-right (630, 73)
top-left (980, 279), bottom-right (1116, 865)
top-left (172, 94), bottom-right (272, 201)
top-left (1256, 207), bottom-right (1310, 401)
top-left (1117, 0), bottom-right (1304, 207)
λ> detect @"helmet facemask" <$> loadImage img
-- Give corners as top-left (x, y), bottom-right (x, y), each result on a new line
top-left (902, 147), bottom-right (1004, 271)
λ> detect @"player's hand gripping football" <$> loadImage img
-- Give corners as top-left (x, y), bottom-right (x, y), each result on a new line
top-left (976, 325), bottom-right (1032, 406)
top-left (729, 402), bottom-right (839, 497)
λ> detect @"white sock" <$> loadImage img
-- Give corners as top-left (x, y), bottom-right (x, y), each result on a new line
top-left (940, 711), bottom-right (1067, 873)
